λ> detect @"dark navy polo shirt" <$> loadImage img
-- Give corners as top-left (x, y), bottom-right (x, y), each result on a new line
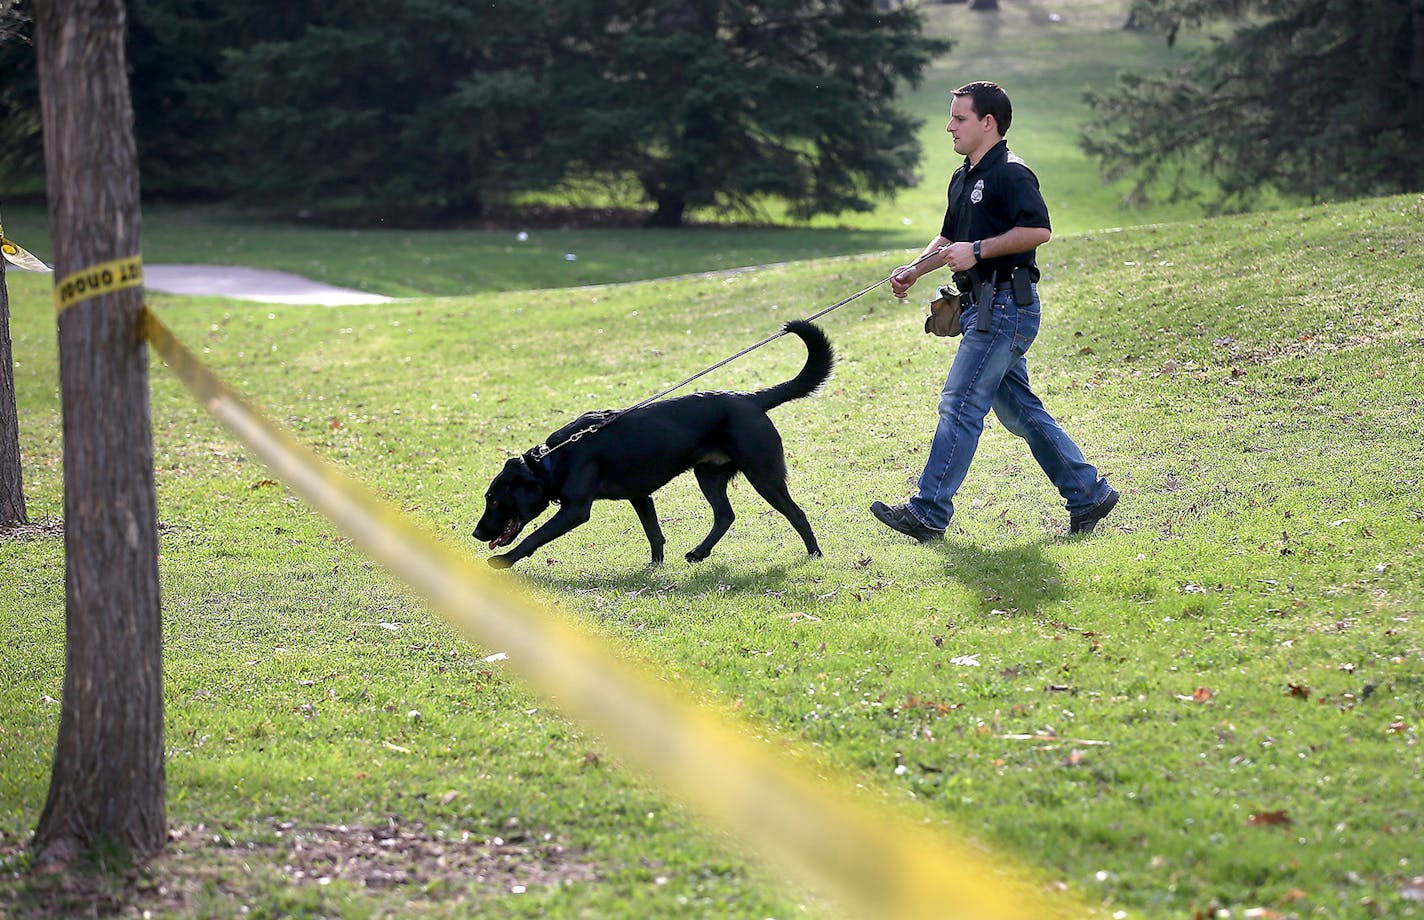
top-left (940, 140), bottom-right (1051, 283)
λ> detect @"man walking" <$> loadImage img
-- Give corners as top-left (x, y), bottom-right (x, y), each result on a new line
top-left (871, 81), bottom-right (1118, 542)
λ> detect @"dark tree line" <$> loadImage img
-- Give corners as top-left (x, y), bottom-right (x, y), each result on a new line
top-left (1, 0), bottom-right (947, 227)
top-left (1084, 0), bottom-right (1424, 209)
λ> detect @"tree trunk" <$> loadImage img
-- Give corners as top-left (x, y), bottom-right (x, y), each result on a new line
top-left (0, 206), bottom-right (28, 526)
top-left (644, 193), bottom-right (687, 228)
top-left (30, 0), bottom-right (165, 866)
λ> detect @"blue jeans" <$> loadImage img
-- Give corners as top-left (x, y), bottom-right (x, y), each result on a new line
top-left (907, 286), bottom-right (1111, 532)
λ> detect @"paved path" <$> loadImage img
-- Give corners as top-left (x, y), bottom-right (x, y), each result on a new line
top-left (144, 264), bottom-right (393, 306)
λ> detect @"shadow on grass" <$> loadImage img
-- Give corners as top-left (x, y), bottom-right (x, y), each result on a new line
top-left (934, 536), bottom-right (1065, 617)
top-left (530, 556), bottom-right (810, 598)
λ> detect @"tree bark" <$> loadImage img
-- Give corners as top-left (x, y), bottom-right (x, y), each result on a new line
top-left (0, 206), bottom-right (28, 526)
top-left (30, 0), bottom-right (165, 865)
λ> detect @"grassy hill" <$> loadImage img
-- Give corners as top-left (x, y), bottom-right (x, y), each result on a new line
top-left (2, 192), bottom-right (1421, 918)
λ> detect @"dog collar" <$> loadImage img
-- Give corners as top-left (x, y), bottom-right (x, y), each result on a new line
top-left (522, 447), bottom-right (555, 490)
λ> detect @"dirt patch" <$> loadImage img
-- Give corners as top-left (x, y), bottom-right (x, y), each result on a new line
top-left (1, 819), bottom-right (601, 917)
top-left (0, 517), bottom-right (64, 542)
top-left (254, 819), bottom-right (600, 891)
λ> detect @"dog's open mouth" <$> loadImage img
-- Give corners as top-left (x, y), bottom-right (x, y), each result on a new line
top-left (488, 517), bottom-right (522, 550)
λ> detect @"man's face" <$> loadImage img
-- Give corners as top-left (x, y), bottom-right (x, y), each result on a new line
top-left (946, 94), bottom-right (994, 158)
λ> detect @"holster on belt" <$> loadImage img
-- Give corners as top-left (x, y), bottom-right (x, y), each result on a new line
top-left (970, 269), bottom-right (997, 333)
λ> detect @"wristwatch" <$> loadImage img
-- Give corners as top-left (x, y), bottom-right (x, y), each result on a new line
top-left (972, 240), bottom-right (982, 261)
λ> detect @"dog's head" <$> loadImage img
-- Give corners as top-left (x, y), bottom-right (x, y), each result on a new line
top-left (473, 453), bottom-right (552, 549)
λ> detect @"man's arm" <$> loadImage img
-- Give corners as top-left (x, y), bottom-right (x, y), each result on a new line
top-left (890, 235), bottom-right (953, 299)
top-left (943, 226), bottom-right (1050, 274)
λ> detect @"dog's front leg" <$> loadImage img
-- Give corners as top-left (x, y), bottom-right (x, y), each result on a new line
top-left (490, 501), bottom-right (593, 568)
top-left (629, 496), bottom-right (665, 566)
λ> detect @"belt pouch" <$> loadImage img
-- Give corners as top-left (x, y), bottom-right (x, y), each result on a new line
top-left (1012, 266), bottom-right (1034, 306)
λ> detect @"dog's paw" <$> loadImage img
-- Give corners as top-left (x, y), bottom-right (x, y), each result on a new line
top-left (685, 549), bottom-right (709, 563)
top-left (807, 548), bottom-right (823, 559)
top-left (488, 554), bottom-right (515, 570)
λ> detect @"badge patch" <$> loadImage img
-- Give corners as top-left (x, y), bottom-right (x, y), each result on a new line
top-left (969, 179), bottom-right (985, 205)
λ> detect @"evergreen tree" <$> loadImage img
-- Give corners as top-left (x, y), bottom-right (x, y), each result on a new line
top-left (5, 0), bottom-right (949, 223)
top-left (548, 0), bottom-right (948, 227)
top-left (125, 0), bottom-right (300, 196)
top-left (1083, 0), bottom-right (1424, 209)
top-left (216, 0), bottom-right (555, 216)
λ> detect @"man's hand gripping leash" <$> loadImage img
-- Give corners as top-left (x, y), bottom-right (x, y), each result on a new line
top-left (891, 243), bottom-right (952, 301)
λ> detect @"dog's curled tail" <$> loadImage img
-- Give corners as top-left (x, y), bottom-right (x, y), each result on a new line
top-left (751, 320), bottom-right (835, 412)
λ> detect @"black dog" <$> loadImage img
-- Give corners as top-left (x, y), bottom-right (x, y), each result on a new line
top-left (473, 320), bottom-right (833, 568)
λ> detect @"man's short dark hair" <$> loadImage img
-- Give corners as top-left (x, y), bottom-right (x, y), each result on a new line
top-left (953, 81), bottom-right (1012, 136)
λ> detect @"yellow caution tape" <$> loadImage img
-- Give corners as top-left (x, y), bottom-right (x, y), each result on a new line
top-left (141, 307), bottom-right (1107, 920)
top-left (54, 255), bottom-right (143, 312)
top-left (0, 228), bottom-right (53, 273)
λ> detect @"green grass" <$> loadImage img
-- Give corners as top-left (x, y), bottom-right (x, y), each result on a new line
top-left (1, 1), bottom-right (1226, 298)
top-left (3, 192), bottom-right (1422, 918)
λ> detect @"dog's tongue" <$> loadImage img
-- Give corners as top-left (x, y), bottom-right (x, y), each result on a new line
top-left (489, 518), bottom-right (520, 550)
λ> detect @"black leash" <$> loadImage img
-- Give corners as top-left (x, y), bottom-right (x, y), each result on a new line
top-left (534, 245), bottom-right (949, 459)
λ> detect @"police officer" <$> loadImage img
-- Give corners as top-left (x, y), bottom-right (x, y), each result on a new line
top-left (871, 81), bottom-right (1118, 542)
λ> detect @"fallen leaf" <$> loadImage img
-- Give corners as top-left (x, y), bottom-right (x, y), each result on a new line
top-left (329, 417), bottom-right (343, 430)
top-left (1193, 687), bottom-right (1214, 703)
top-left (949, 654), bottom-right (980, 667)
top-left (250, 479), bottom-right (278, 489)
top-left (904, 695), bottom-right (962, 714)
top-left (1246, 809), bottom-right (1293, 828)
top-left (1243, 909), bottom-right (1285, 919)
top-left (439, 791), bottom-right (460, 805)
top-left (1063, 749), bottom-right (1086, 767)
top-left (1286, 683), bottom-right (1311, 700)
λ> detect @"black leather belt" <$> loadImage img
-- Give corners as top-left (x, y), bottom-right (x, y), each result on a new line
top-left (958, 279), bottom-right (1016, 294)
